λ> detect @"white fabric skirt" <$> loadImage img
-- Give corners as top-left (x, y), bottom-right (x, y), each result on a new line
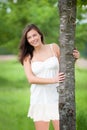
top-left (27, 103), bottom-right (59, 121)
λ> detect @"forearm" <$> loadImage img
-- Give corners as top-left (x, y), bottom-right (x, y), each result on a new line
top-left (27, 75), bottom-right (55, 84)
top-left (26, 72), bottom-right (65, 84)
top-left (23, 60), bottom-right (55, 84)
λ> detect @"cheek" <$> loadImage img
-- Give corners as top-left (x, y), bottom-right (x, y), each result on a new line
top-left (27, 38), bottom-right (32, 44)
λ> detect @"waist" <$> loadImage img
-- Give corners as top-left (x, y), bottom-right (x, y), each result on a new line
top-left (31, 83), bottom-right (59, 88)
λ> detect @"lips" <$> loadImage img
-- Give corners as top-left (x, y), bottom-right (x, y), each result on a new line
top-left (32, 40), bottom-right (38, 45)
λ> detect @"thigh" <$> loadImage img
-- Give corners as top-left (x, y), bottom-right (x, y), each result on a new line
top-left (52, 120), bottom-right (60, 130)
top-left (34, 121), bottom-right (50, 130)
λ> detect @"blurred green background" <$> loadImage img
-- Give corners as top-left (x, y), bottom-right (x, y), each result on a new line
top-left (0, 0), bottom-right (87, 130)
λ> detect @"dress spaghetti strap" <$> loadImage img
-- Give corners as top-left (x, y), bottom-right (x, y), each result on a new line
top-left (50, 44), bottom-right (55, 56)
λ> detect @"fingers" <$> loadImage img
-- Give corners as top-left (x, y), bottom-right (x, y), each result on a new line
top-left (73, 49), bottom-right (80, 59)
top-left (73, 49), bottom-right (78, 53)
top-left (59, 72), bottom-right (65, 83)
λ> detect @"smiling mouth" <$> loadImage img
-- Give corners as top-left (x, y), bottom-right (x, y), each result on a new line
top-left (32, 40), bottom-right (38, 44)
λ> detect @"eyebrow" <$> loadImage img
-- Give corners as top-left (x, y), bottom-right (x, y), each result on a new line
top-left (27, 33), bottom-right (37, 38)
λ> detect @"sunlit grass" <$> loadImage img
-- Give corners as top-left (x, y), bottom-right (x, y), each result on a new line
top-left (0, 59), bottom-right (87, 130)
top-left (75, 67), bottom-right (87, 130)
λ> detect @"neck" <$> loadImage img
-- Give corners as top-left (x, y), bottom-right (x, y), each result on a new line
top-left (34, 43), bottom-right (44, 53)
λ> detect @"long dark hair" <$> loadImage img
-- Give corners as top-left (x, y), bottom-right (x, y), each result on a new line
top-left (19, 24), bottom-right (44, 65)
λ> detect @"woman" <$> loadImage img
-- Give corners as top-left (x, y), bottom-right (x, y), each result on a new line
top-left (19, 24), bottom-right (79, 130)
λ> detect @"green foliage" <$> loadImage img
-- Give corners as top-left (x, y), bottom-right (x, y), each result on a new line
top-left (76, 24), bottom-right (87, 50)
top-left (0, 0), bottom-right (59, 54)
top-left (0, 0), bottom-right (87, 56)
top-left (77, 0), bottom-right (87, 6)
top-left (76, 5), bottom-right (87, 57)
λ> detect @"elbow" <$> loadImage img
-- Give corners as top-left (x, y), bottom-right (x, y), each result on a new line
top-left (28, 78), bottom-right (33, 84)
top-left (27, 77), bottom-right (36, 84)
top-left (28, 80), bottom-right (34, 84)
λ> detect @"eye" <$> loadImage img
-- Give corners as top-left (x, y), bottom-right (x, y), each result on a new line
top-left (27, 36), bottom-right (31, 40)
top-left (33, 34), bottom-right (37, 37)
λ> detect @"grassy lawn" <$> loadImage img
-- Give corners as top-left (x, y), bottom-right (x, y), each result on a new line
top-left (75, 67), bottom-right (87, 130)
top-left (0, 59), bottom-right (87, 130)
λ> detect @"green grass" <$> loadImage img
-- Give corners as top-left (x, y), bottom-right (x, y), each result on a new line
top-left (0, 59), bottom-right (87, 130)
top-left (75, 67), bottom-right (87, 130)
top-left (0, 60), bottom-right (35, 130)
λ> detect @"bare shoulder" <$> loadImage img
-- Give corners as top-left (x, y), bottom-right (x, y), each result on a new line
top-left (51, 43), bottom-right (60, 58)
top-left (23, 55), bottom-right (31, 65)
top-left (52, 43), bottom-right (60, 49)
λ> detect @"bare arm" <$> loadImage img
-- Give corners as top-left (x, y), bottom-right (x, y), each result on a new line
top-left (23, 56), bottom-right (64, 84)
top-left (23, 56), bottom-right (55, 84)
top-left (51, 43), bottom-right (60, 60)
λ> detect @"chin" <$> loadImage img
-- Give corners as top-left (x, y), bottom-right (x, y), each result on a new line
top-left (33, 42), bottom-right (41, 47)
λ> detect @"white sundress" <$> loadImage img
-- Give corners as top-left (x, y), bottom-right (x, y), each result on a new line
top-left (27, 44), bottom-right (59, 122)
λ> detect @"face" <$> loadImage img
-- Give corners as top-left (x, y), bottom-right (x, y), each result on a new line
top-left (26, 29), bottom-right (42, 47)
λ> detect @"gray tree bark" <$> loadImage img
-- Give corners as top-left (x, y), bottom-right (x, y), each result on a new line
top-left (57, 0), bottom-right (77, 130)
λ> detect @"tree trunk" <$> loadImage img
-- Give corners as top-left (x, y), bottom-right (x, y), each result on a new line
top-left (58, 0), bottom-right (77, 130)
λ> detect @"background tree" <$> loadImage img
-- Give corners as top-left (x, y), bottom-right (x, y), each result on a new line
top-left (58, 0), bottom-right (77, 130)
top-left (0, 0), bottom-right (59, 54)
top-left (58, 0), bottom-right (87, 130)
top-left (0, 0), bottom-right (87, 56)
